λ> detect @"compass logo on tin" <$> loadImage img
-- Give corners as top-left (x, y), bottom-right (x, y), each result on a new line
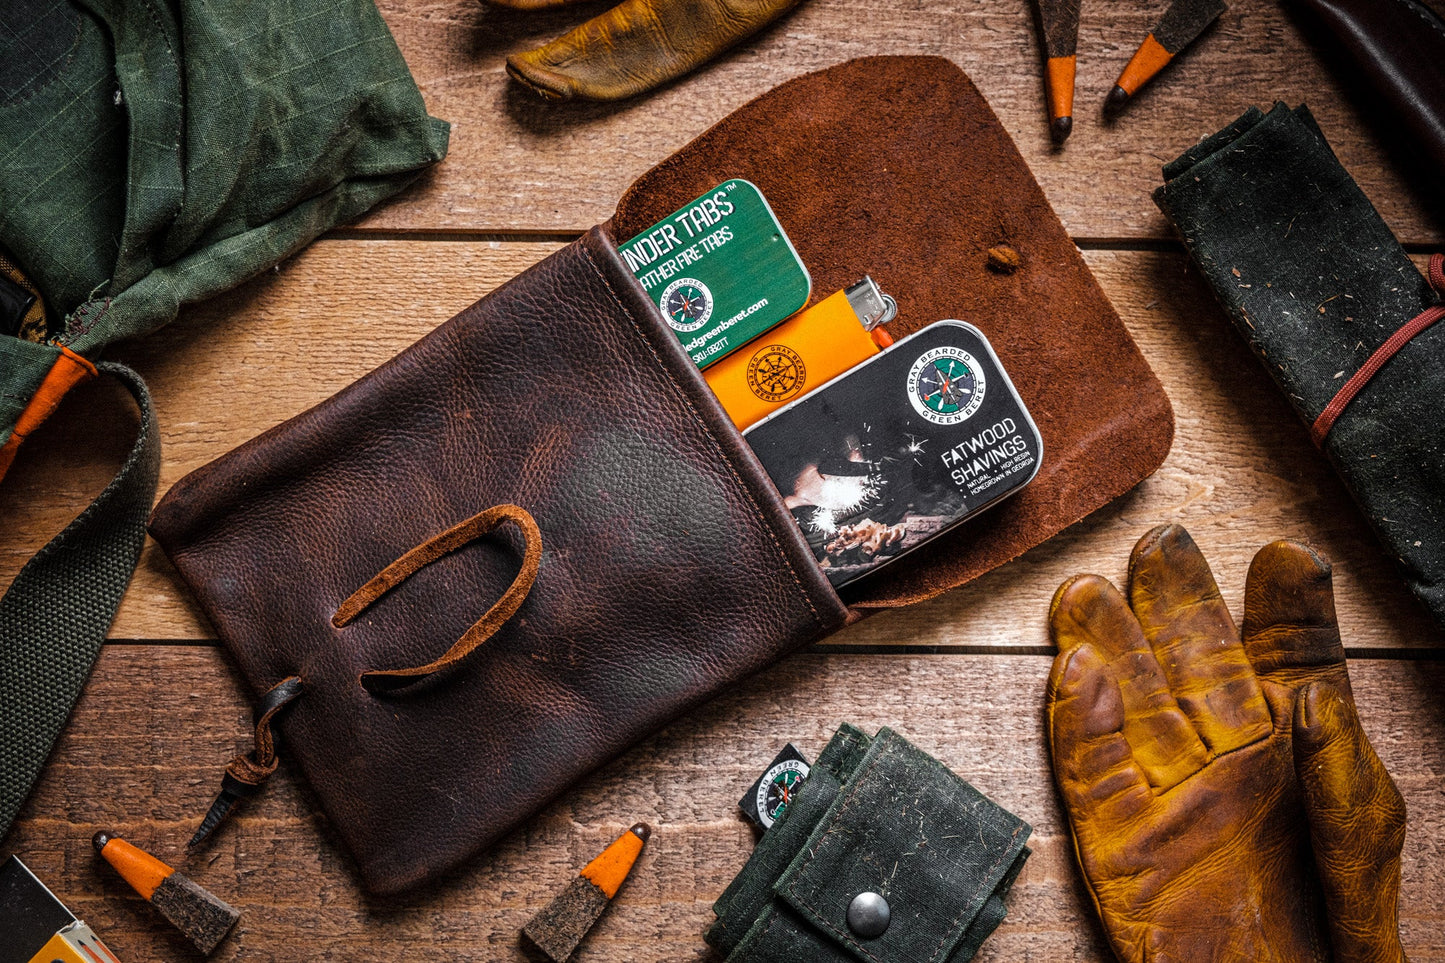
top-left (660, 277), bottom-right (714, 333)
top-left (747, 344), bottom-right (807, 402)
top-left (907, 346), bottom-right (986, 425)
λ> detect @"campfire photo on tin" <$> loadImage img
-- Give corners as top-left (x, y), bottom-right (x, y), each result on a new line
top-left (745, 320), bottom-right (1043, 588)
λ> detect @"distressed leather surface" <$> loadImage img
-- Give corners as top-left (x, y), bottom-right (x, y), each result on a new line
top-left (1290, 0), bottom-right (1445, 179)
top-left (149, 227), bottom-right (847, 894)
top-left (1294, 682), bottom-right (1409, 963)
top-left (1047, 525), bottom-right (1408, 962)
top-left (615, 57), bottom-right (1174, 610)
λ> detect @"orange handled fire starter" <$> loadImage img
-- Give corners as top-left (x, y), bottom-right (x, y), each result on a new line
top-left (522, 823), bottom-right (651, 962)
top-left (93, 831), bottom-right (240, 955)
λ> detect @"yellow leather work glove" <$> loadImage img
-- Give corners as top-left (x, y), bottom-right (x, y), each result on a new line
top-left (1046, 524), bottom-right (1408, 962)
top-left (491, 0), bottom-right (805, 101)
top-left (1294, 681), bottom-right (1408, 963)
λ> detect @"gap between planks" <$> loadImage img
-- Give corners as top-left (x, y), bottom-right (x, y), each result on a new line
top-left (322, 231), bottom-right (1445, 257)
top-left (93, 639), bottom-right (1445, 662)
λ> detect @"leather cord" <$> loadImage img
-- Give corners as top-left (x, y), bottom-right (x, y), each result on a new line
top-left (189, 675), bottom-right (305, 849)
top-left (189, 507), bottom-right (541, 846)
top-left (333, 504), bottom-right (543, 693)
top-left (227, 676), bottom-right (306, 785)
top-left (1312, 253), bottom-right (1445, 447)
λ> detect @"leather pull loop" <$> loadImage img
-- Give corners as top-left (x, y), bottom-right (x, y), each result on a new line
top-left (189, 675), bottom-right (305, 850)
top-left (1311, 253), bottom-right (1445, 447)
top-left (334, 504), bottom-right (543, 694)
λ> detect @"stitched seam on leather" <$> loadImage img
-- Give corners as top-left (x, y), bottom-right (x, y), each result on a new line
top-left (577, 241), bottom-right (824, 627)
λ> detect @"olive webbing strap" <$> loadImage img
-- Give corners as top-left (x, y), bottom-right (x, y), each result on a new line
top-left (0, 362), bottom-right (159, 839)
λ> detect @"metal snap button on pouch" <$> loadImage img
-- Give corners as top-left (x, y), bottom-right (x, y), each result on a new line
top-left (847, 891), bottom-right (891, 938)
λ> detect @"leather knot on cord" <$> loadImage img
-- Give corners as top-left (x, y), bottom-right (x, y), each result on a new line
top-left (333, 504), bottom-right (542, 694)
top-left (1311, 253), bottom-right (1445, 447)
top-left (189, 675), bottom-right (305, 849)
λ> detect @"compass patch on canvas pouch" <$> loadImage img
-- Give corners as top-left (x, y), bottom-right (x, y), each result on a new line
top-left (740, 744), bottom-right (812, 830)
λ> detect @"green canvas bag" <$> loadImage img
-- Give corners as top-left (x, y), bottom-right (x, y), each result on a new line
top-left (0, 0), bottom-right (449, 840)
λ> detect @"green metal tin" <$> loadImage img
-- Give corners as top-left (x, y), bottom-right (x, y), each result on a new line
top-left (618, 179), bottom-right (811, 369)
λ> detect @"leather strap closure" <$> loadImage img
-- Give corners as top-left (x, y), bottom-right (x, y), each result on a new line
top-left (1312, 253), bottom-right (1445, 447)
top-left (189, 675), bottom-right (305, 849)
top-left (333, 504), bottom-right (543, 693)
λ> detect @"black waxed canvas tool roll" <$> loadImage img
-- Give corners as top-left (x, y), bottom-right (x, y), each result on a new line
top-left (706, 725), bottom-right (1031, 963)
top-left (1154, 103), bottom-right (1445, 628)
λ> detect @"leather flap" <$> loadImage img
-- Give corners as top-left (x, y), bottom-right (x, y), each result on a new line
top-left (613, 56), bottom-right (1175, 608)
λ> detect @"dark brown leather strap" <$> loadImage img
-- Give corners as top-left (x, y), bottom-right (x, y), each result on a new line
top-left (189, 674), bottom-right (305, 849)
top-left (333, 504), bottom-right (543, 693)
top-left (1312, 253), bottom-right (1445, 447)
top-left (227, 675), bottom-right (306, 784)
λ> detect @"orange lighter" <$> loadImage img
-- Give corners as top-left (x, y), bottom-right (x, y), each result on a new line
top-left (705, 277), bottom-right (896, 430)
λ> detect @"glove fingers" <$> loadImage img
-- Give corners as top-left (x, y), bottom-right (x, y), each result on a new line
top-left (1241, 541), bottom-right (1350, 726)
top-left (1126, 524), bottom-right (1272, 754)
top-left (506, 0), bottom-right (804, 102)
top-left (1293, 683), bottom-right (1408, 963)
top-left (1050, 574), bottom-right (1208, 792)
top-left (1046, 639), bottom-right (1153, 835)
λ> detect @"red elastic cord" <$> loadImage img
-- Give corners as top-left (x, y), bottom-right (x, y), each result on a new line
top-left (1311, 253), bottom-right (1445, 448)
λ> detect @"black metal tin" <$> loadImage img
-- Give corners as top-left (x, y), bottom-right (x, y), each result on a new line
top-left (744, 320), bottom-right (1043, 588)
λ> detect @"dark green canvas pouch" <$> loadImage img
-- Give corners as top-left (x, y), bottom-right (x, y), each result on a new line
top-left (707, 725), bottom-right (1031, 963)
top-left (0, 0), bottom-right (449, 840)
top-left (1154, 103), bottom-right (1445, 628)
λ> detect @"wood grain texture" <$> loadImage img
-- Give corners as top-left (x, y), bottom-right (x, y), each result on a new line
top-left (4, 646), bottom-right (1441, 961)
top-left (361, 0), bottom-right (1445, 242)
top-left (1, 244), bottom-right (1438, 647)
top-left (4, 16), bottom-right (1443, 963)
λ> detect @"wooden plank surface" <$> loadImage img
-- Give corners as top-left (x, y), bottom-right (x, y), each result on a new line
top-left (2, 244), bottom-right (1439, 648)
top-left (363, 0), bottom-right (1445, 243)
top-left (4, 646), bottom-right (1442, 962)
top-left (5, 2), bottom-right (1445, 959)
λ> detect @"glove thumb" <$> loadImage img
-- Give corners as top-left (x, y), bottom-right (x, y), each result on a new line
top-left (1293, 682), bottom-right (1409, 963)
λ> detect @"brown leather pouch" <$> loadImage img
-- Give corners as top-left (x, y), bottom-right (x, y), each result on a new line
top-left (148, 56), bottom-right (1173, 895)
